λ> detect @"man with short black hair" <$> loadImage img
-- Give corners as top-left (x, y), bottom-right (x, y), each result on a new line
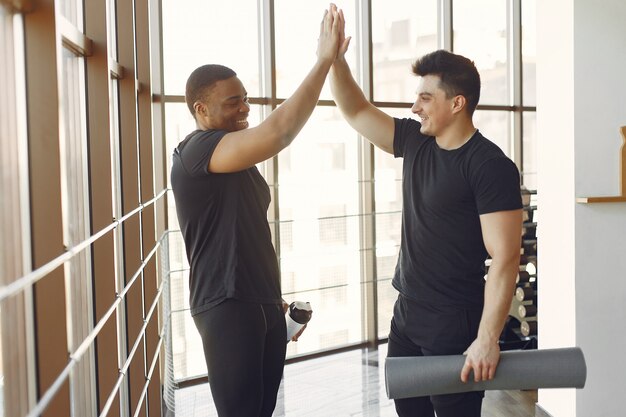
top-left (170, 5), bottom-right (345, 416)
top-left (330, 34), bottom-right (523, 417)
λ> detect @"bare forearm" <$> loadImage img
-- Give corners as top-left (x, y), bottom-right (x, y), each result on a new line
top-left (329, 57), bottom-right (395, 153)
top-left (462, 209), bottom-right (523, 382)
top-left (261, 59), bottom-right (333, 149)
top-left (256, 2), bottom-right (341, 151)
top-left (477, 259), bottom-right (518, 342)
top-left (330, 58), bottom-right (368, 118)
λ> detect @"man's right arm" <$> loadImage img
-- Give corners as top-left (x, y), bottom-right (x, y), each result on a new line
top-left (330, 57), bottom-right (395, 154)
top-left (209, 57), bottom-right (334, 173)
top-left (208, 6), bottom-right (342, 174)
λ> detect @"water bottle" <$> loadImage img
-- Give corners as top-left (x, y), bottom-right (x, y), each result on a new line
top-left (285, 301), bottom-right (312, 342)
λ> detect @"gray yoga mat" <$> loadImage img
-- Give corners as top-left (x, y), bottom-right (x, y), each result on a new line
top-left (385, 347), bottom-right (586, 400)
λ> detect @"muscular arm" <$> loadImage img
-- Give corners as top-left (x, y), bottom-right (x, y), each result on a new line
top-left (209, 7), bottom-right (342, 173)
top-left (329, 26), bottom-right (394, 153)
top-left (461, 208), bottom-right (522, 382)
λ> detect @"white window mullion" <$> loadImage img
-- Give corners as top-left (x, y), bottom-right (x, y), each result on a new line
top-left (59, 45), bottom-right (97, 417)
top-left (509, 0), bottom-right (523, 168)
top-left (0, 7), bottom-right (37, 417)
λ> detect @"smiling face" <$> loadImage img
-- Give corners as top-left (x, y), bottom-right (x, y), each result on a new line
top-left (410, 74), bottom-right (457, 137)
top-left (194, 76), bottom-right (250, 132)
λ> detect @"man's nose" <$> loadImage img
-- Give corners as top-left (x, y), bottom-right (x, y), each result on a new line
top-left (239, 101), bottom-right (251, 112)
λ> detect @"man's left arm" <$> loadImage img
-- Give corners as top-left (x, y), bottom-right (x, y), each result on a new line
top-left (460, 208), bottom-right (522, 382)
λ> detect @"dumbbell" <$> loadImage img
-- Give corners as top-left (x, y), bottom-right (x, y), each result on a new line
top-left (521, 320), bottom-right (538, 337)
top-left (522, 239), bottom-right (537, 256)
top-left (520, 187), bottom-right (532, 207)
top-left (516, 270), bottom-right (533, 283)
top-left (515, 285), bottom-right (537, 302)
top-left (518, 304), bottom-right (537, 318)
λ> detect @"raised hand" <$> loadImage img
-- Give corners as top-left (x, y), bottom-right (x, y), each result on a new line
top-left (317, 3), bottom-right (342, 63)
top-left (336, 8), bottom-right (351, 60)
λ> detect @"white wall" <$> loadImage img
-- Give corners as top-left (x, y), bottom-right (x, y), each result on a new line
top-left (573, 1), bottom-right (626, 416)
top-left (537, 1), bottom-right (626, 416)
top-left (536, 0), bottom-right (577, 414)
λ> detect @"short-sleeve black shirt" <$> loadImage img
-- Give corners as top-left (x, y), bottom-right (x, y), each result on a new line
top-left (170, 129), bottom-right (282, 316)
top-left (392, 118), bottom-right (522, 309)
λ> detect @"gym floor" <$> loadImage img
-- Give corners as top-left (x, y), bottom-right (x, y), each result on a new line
top-left (175, 343), bottom-right (538, 417)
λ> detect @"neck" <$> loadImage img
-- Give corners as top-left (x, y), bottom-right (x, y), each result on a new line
top-left (435, 121), bottom-right (476, 150)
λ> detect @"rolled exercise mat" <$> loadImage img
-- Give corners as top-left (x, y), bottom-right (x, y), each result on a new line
top-left (385, 347), bottom-right (586, 400)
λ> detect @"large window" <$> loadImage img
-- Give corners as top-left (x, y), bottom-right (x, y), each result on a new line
top-left (522, 0), bottom-right (537, 187)
top-left (372, 0), bottom-right (438, 102)
top-left (372, 108), bottom-right (404, 338)
top-left (474, 110), bottom-right (511, 154)
top-left (0, 0), bottom-right (168, 415)
top-left (274, 0), bottom-right (357, 100)
top-left (522, 0), bottom-right (537, 107)
top-left (453, 0), bottom-right (509, 105)
top-left (161, 0), bottom-right (537, 381)
top-left (278, 107), bottom-right (362, 355)
top-left (161, 0), bottom-right (261, 97)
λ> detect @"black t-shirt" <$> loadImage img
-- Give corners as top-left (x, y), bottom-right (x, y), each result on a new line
top-left (170, 129), bottom-right (282, 316)
top-left (393, 118), bottom-right (522, 310)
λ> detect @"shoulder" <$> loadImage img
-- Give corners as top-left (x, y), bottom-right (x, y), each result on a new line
top-left (173, 129), bottom-right (229, 177)
top-left (394, 117), bottom-right (423, 137)
top-left (464, 132), bottom-right (520, 185)
top-left (462, 132), bottom-right (513, 169)
top-left (466, 134), bottom-right (522, 212)
top-left (469, 131), bottom-right (506, 157)
top-left (177, 129), bottom-right (227, 153)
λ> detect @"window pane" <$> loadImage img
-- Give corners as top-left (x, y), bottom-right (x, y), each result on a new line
top-left (108, 0), bottom-right (118, 60)
top-left (61, 48), bottom-right (90, 248)
top-left (60, 47), bottom-right (96, 417)
top-left (59, 0), bottom-right (81, 27)
top-left (372, 0), bottom-right (438, 102)
top-left (169, 269), bottom-right (207, 381)
top-left (377, 278), bottom-right (398, 339)
top-left (522, 0), bottom-right (537, 106)
top-left (374, 108), bottom-right (405, 338)
top-left (161, 0), bottom-right (260, 96)
top-left (275, 0), bottom-right (357, 100)
top-left (474, 110), bottom-right (511, 156)
top-left (109, 80), bottom-right (122, 219)
top-left (453, 0), bottom-right (508, 105)
top-left (522, 112), bottom-right (537, 189)
top-left (277, 106), bottom-right (362, 356)
top-left (284, 285), bottom-right (363, 356)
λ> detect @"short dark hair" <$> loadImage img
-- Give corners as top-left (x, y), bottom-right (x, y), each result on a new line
top-left (412, 50), bottom-right (481, 114)
top-left (185, 64), bottom-right (237, 116)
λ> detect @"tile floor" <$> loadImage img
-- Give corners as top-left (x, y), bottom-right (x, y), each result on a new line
top-left (174, 344), bottom-right (537, 417)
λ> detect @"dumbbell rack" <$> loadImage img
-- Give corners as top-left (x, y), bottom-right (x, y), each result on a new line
top-left (497, 187), bottom-right (538, 351)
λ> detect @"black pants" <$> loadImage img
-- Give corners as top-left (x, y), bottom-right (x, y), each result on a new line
top-left (387, 294), bottom-right (484, 417)
top-left (193, 299), bottom-right (287, 417)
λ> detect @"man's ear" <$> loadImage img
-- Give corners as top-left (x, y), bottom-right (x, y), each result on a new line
top-left (193, 101), bottom-right (206, 117)
top-left (451, 95), bottom-right (467, 114)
